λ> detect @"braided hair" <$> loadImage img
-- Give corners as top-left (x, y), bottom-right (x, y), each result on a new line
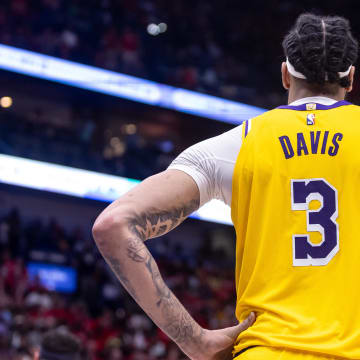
top-left (282, 13), bottom-right (358, 93)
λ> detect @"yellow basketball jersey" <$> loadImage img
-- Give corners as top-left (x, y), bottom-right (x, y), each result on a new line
top-left (231, 100), bottom-right (360, 359)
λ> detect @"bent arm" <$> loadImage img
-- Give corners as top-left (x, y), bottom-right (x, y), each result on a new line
top-left (96, 169), bottom-right (199, 241)
top-left (92, 169), bottom-right (205, 358)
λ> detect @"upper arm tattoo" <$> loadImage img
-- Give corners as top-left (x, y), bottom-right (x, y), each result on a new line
top-left (127, 200), bottom-right (199, 241)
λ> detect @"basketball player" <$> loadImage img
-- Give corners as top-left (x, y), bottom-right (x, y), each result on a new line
top-left (93, 13), bottom-right (359, 360)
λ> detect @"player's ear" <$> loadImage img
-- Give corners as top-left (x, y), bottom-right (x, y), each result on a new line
top-left (345, 66), bottom-right (355, 93)
top-left (281, 62), bottom-right (290, 90)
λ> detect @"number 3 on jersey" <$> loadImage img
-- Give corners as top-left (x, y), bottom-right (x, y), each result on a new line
top-left (291, 179), bottom-right (339, 267)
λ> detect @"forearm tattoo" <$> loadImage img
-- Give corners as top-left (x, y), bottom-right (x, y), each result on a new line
top-left (127, 200), bottom-right (199, 241)
top-left (105, 255), bottom-right (139, 301)
top-left (127, 238), bottom-right (204, 346)
top-left (100, 199), bottom-right (203, 350)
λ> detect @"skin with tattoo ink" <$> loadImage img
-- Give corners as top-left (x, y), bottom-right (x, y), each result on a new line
top-left (93, 170), bottom-right (255, 360)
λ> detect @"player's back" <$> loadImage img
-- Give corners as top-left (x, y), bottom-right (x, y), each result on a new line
top-left (231, 100), bottom-right (360, 359)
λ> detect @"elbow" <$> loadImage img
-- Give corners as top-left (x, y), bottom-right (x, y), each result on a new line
top-left (92, 211), bottom-right (128, 250)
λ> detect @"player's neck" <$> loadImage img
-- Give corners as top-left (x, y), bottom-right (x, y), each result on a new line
top-left (288, 88), bottom-right (346, 105)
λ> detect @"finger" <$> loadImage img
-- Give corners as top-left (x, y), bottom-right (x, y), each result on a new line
top-left (222, 312), bottom-right (256, 340)
top-left (239, 312), bottom-right (256, 331)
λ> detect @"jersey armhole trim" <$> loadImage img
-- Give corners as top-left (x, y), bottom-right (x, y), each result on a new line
top-left (242, 119), bottom-right (252, 139)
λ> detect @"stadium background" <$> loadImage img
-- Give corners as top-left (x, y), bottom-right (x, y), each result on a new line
top-left (0, 1), bottom-right (359, 359)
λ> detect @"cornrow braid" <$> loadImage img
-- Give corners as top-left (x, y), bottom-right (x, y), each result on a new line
top-left (282, 13), bottom-right (358, 90)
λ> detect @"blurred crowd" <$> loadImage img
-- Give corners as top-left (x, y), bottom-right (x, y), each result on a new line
top-left (0, 208), bottom-right (237, 359)
top-left (0, 0), bottom-right (339, 108)
top-left (1, 1), bottom-right (360, 108)
top-left (0, 0), bottom-right (266, 106)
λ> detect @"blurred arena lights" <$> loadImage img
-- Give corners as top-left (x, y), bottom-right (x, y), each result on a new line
top-left (124, 123), bottom-right (137, 135)
top-left (0, 154), bottom-right (232, 225)
top-left (147, 23), bottom-right (168, 36)
top-left (110, 137), bottom-right (121, 147)
top-left (158, 23), bottom-right (168, 33)
top-left (0, 96), bottom-right (13, 108)
top-left (0, 44), bottom-right (265, 124)
top-left (147, 23), bottom-right (161, 36)
top-left (110, 137), bottom-right (126, 157)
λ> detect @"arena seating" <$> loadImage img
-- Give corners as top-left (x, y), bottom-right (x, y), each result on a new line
top-left (0, 208), bottom-right (236, 359)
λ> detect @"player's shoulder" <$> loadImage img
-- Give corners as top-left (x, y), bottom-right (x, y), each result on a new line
top-left (251, 105), bottom-right (291, 122)
top-left (244, 106), bottom-right (289, 132)
top-left (342, 102), bottom-right (360, 113)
